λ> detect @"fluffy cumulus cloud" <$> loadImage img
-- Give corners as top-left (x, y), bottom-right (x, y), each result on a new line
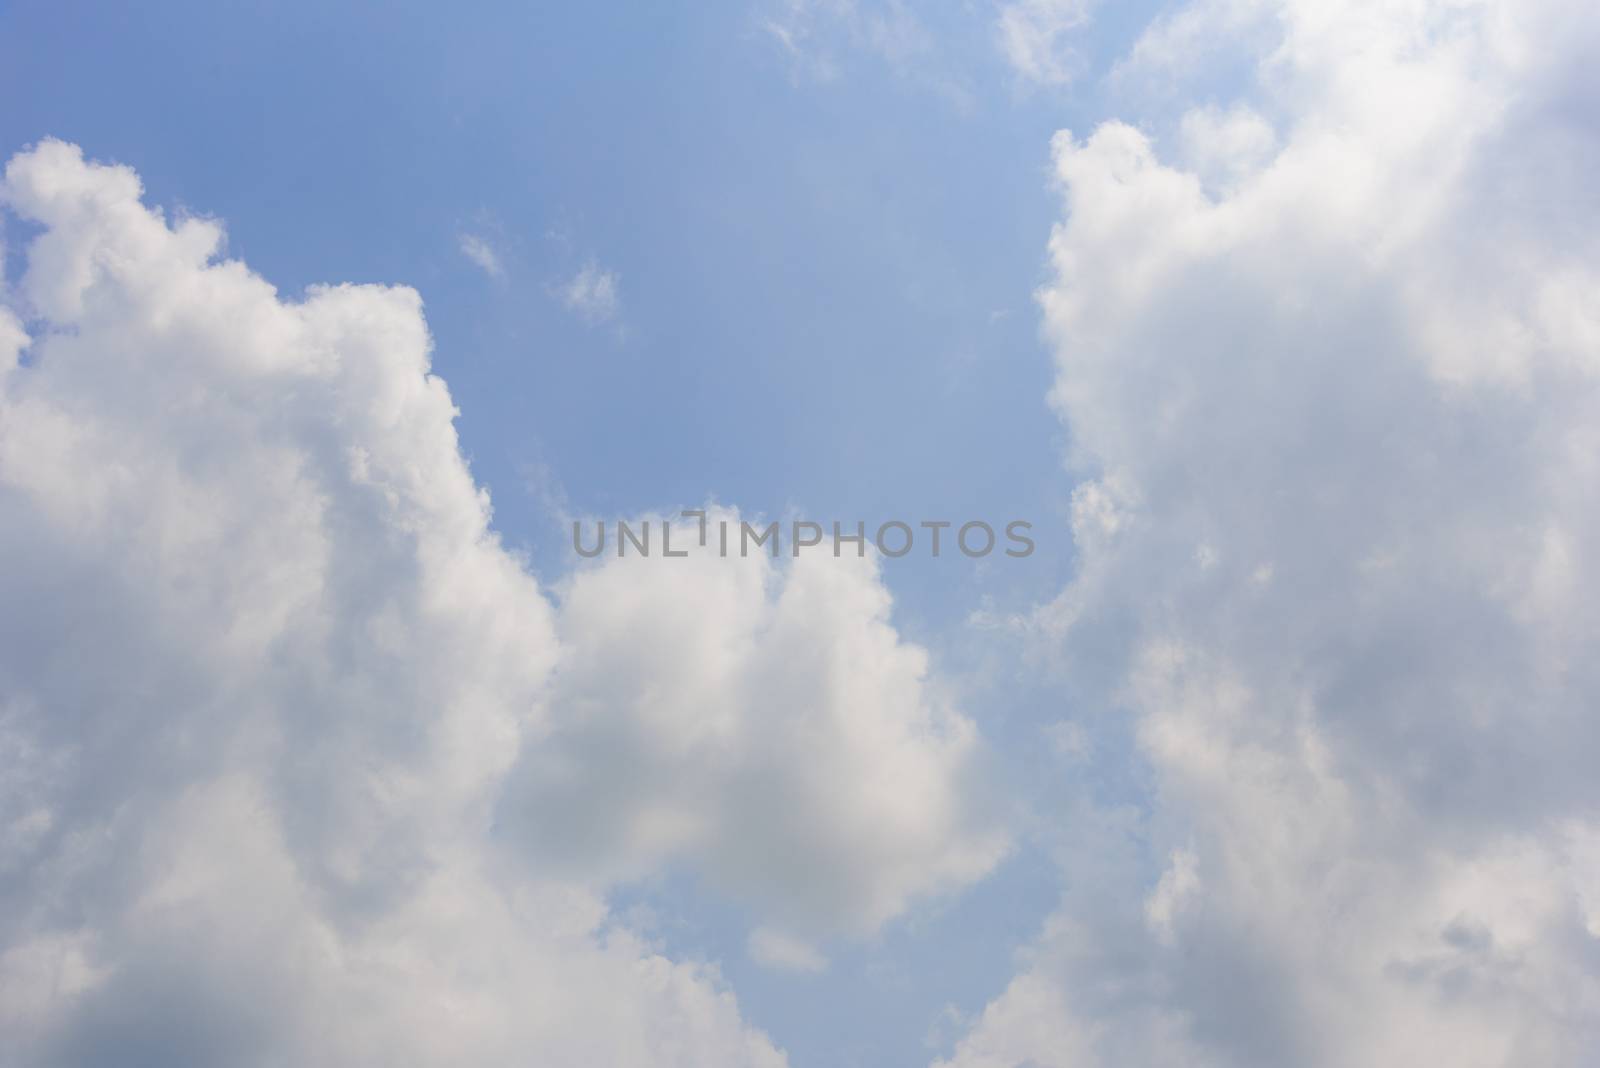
top-left (944, 2), bottom-right (1600, 1066)
top-left (0, 141), bottom-right (999, 1065)
top-left (503, 511), bottom-right (1006, 935)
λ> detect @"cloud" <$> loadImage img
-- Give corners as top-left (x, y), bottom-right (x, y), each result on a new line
top-left (0, 307), bottom-right (26, 372)
top-left (0, 140), bottom-right (996, 1064)
top-left (458, 232), bottom-right (504, 279)
top-left (942, 1), bottom-right (1600, 1066)
top-left (761, 0), bottom-right (930, 80)
top-left (760, 0), bottom-right (851, 82)
top-left (558, 260), bottom-right (620, 323)
top-left (747, 927), bottom-right (828, 974)
top-left (994, 0), bottom-right (1098, 87)
top-left (502, 509), bottom-right (1008, 935)
top-left (757, 0), bottom-right (974, 108)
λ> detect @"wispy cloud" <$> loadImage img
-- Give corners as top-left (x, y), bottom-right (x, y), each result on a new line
top-left (758, 0), bottom-right (975, 109)
top-left (557, 261), bottom-right (620, 324)
top-left (995, 0), bottom-right (1098, 87)
top-left (458, 232), bottom-right (505, 279)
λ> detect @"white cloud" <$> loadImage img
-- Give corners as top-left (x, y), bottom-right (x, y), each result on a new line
top-left (458, 232), bottom-right (504, 279)
top-left (502, 507), bottom-right (1008, 935)
top-left (943, 1), bottom-right (1600, 1066)
top-left (0, 140), bottom-right (997, 1064)
top-left (1142, 847), bottom-right (1198, 943)
top-left (1176, 102), bottom-right (1277, 194)
top-left (747, 927), bottom-right (828, 974)
top-left (0, 306), bottom-right (26, 373)
top-left (995, 0), bottom-right (1098, 87)
top-left (558, 260), bottom-right (620, 323)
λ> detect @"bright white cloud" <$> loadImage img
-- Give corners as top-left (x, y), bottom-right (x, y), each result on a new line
top-left (944, 1), bottom-right (1600, 1066)
top-left (458, 231), bottom-right (504, 279)
top-left (1176, 102), bottom-right (1276, 194)
top-left (0, 140), bottom-right (998, 1064)
top-left (558, 260), bottom-right (620, 323)
top-left (504, 509), bottom-right (1007, 934)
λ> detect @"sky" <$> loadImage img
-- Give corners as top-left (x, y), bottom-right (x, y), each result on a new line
top-left (3, 2), bottom-right (1600, 1067)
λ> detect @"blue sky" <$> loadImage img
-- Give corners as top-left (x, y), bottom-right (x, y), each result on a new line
top-left (5, 3), bottom-right (1600, 1067)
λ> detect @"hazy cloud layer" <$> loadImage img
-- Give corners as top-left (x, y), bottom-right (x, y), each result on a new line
top-left (943, 2), bottom-right (1600, 1066)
